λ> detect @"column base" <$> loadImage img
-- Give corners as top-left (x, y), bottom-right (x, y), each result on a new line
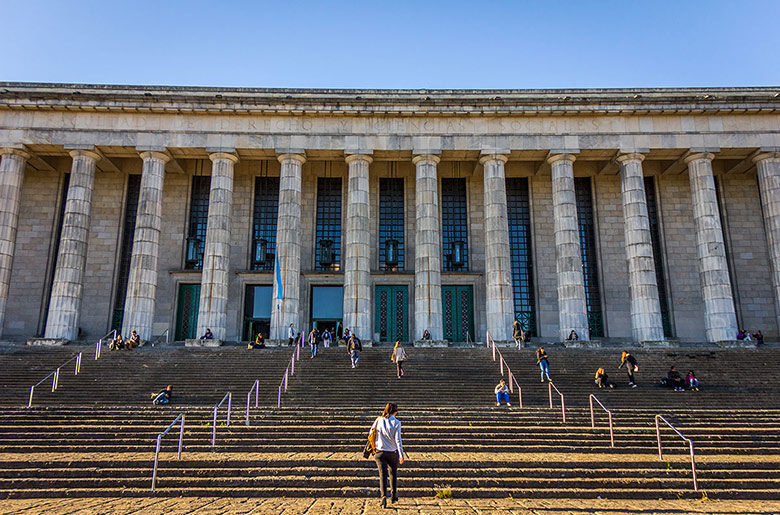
top-left (561, 339), bottom-right (600, 348)
top-left (715, 339), bottom-right (757, 348)
top-left (185, 339), bottom-right (223, 348)
top-left (414, 339), bottom-right (449, 348)
top-left (640, 339), bottom-right (679, 348)
top-left (27, 338), bottom-right (69, 346)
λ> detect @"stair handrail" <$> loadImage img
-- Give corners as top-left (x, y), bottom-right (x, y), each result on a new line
top-left (27, 352), bottom-right (83, 408)
top-left (95, 330), bottom-right (117, 359)
top-left (277, 332), bottom-right (303, 408)
top-left (486, 331), bottom-right (523, 407)
top-left (211, 391), bottom-right (232, 446)
top-left (245, 379), bottom-right (259, 426)
top-left (588, 394), bottom-right (614, 447)
top-left (548, 381), bottom-right (566, 423)
top-left (655, 415), bottom-right (698, 491)
top-left (151, 328), bottom-right (169, 346)
top-left (150, 413), bottom-right (185, 491)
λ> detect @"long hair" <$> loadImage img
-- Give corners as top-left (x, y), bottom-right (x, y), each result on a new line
top-left (382, 402), bottom-right (398, 418)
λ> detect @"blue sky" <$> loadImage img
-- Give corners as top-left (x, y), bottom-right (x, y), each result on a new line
top-left (3, 0), bottom-right (779, 89)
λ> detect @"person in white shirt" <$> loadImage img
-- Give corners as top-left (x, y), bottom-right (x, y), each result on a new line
top-left (287, 324), bottom-right (295, 346)
top-left (369, 402), bottom-right (405, 507)
top-left (390, 342), bottom-right (407, 379)
top-left (494, 379), bottom-right (511, 407)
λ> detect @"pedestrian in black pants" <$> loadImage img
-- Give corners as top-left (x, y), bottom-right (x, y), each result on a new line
top-left (369, 402), bottom-right (405, 508)
top-left (619, 351), bottom-right (639, 387)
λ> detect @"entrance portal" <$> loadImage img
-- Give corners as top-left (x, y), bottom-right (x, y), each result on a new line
top-left (375, 285), bottom-right (408, 343)
top-left (442, 285), bottom-right (474, 342)
top-left (175, 284), bottom-right (200, 340)
top-left (243, 285), bottom-right (272, 341)
top-left (311, 286), bottom-right (343, 339)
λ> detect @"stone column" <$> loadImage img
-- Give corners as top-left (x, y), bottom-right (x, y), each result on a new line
top-left (121, 151), bottom-right (170, 341)
top-left (413, 154), bottom-right (443, 340)
top-left (618, 153), bottom-right (665, 342)
top-left (685, 153), bottom-right (738, 342)
top-left (195, 152), bottom-right (238, 341)
top-left (480, 154), bottom-right (515, 341)
top-left (44, 149), bottom-right (100, 341)
top-left (754, 152), bottom-right (780, 331)
top-left (342, 154), bottom-right (372, 340)
top-left (271, 154), bottom-right (305, 340)
top-left (549, 154), bottom-right (589, 341)
top-left (0, 148), bottom-right (30, 338)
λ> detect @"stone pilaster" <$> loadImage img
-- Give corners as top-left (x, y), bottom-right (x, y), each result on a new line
top-left (413, 154), bottom-right (443, 340)
top-left (121, 151), bottom-right (170, 341)
top-left (44, 149), bottom-right (100, 340)
top-left (0, 148), bottom-right (30, 337)
top-left (754, 152), bottom-right (780, 332)
top-left (271, 153), bottom-right (305, 340)
top-left (685, 152), bottom-right (738, 342)
top-left (617, 153), bottom-right (665, 342)
top-left (342, 154), bottom-right (372, 340)
top-left (480, 154), bottom-right (515, 341)
top-left (195, 152), bottom-right (238, 341)
top-left (549, 154), bottom-right (589, 341)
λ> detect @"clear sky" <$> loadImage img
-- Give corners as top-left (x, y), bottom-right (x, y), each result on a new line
top-left (3, 0), bottom-right (779, 89)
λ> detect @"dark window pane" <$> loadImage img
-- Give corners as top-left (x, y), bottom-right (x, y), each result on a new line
top-left (246, 285), bottom-right (273, 319)
top-left (506, 178), bottom-right (536, 336)
top-left (644, 176), bottom-right (672, 337)
top-left (441, 178), bottom-right (468, 271)
top-left (311, 286), bottom-right (344, 319)
top-left (112, 174), bottom-right (142, 329)
top-left (315, 177), bottom-right (342, 271)
top-left (251, 176), bottom-right (280, 271)
top-left (574, 177), bottom-right (603, 337)
top-left (379, 178), bottom-right (405, 271)
top-left (185, 175), bottom-right (210, 270)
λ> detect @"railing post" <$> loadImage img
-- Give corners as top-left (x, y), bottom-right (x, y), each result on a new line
top-left (28, 386), bottom-right (35, 408)
top-left (52, 368), bottom-right (59, 392)
top-left (608, 411), bottom-right (615, 448)
top-left (212, 407), bottom-right (218, 446)
top-left (291, 354), bottom-right (295, 376)
top-left (499, 355), bottom-right (504, 376)
top-left (75, 352), bottom-right (82, 374)
top-left (560, 393), bottom-right (566, 423)
top-left (284, 369), bottom-right (288, 392)
top-left (655, 416), bottom-right (663, 460)
top-left (492, 340), bottom-right (496, 361)
top-left (689, 441), bottom-right (698, 491)
top-left (277, 385), bottom-right (281, 408)
top-left (226, 393), bottom-right (232, 427)
top-left (507, 369), bottom-right (514, 393)
top-left (151, 435), bottom-right (162, 491)
top-left (548, 381), bottom-right (553, 408)
top-left (95, 340), bottom-right (100, 360)
top-left (246, 390), bottom-right (251, 426)
top-left (177, 414), bottom-right (185, 459)
top-left (296, 340), bottom-right (300, 360)
top-left (589, 395), bottom-right (595, 429)
top-left (254, 380), bottom-right (259, 408)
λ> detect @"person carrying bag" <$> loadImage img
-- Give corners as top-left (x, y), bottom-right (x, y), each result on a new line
top-left (366, 403), bottom-right (405, 508)
top-left (390, 341), bottom-right (407, 379)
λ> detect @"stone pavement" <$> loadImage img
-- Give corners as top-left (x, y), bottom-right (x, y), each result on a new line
top-left (2, 497), bottom-right (780, 514)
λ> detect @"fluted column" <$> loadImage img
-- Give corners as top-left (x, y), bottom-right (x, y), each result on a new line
top-left (0, 148), bottom-right (30, 337)
top-left (342, 154), bottom-right (372, 340)
top-left (44, 149), bottom-right (100, 340)
top-left (754, 152), bottom-right (780, 331)
top-left (618, 153), bottom-right (665, 342)
top-left (549, 154), bottom-right (589, 341)
top-left (195, 152), bottom-right (238, 341)
top-left (480, 154), bottom-right (515, 341)
top-left (271, 153), bottom-right (305, 340)
top-left (121, 151), bottom-right (170, 341)
top-left (685, 152), bottom-right (738, 342)
top-left (413, 154), bottom-right (443, 340)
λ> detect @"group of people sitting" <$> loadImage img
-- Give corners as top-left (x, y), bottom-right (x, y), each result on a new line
top-left (737, 328), bottom-right (763, 345)
top-left (108, 330), bottom-right (141, 351)
top-left (662, 367), bottom-right (699, 391)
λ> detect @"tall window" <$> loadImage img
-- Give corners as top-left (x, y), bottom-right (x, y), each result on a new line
top-left (315, 177), bottom-right (342, 271)
top-left (185, 175), bottom-right (210, 270)
top-left (574, 177), bottom-right (603, 337)
top-left (379, 178), bottom-right (405, 271)
top-left (644, 177), bottom-right (672, 337)
top-left (441, 178), bottom-right (468, 271)
top-left (112, 175), bottom-right (142, 330)
top-left (251, 176), bottom-right (280, 271)
top-left (506, 178), bottom-right (536, 335)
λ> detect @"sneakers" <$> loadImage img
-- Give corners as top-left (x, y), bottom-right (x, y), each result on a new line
top-left (380, 497), bottom-right (387, 509)
top-left (540, 378), bottom-right (545, 383)
top-left (391, 496), bottom-right (398, 504)
top-left (496, 402), bottom-right (500, 406)
top-left (507, 402), bottom-right (511, 407)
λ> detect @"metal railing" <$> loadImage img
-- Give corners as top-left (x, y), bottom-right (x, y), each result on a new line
top-left (588, 394), bottom-right (614, 447)
top-left (655, 415), bottom-right (698, 491)
top-left (211, 392), bottom-right (232, 446)
top-left (150, 413), bottom-right (185, 491)
top-left (548, 381), bottom-right (566, 423)
top-left (152, 328), bottom-right (170, 346)
top-left (277, 333), bottom-right (303, 408)
top-left (246, 379), bottom-right (259, 426)
top-left (485, 331), bottom-right (523, 407)
top-left (27, 352), bottom-right (83, 408)
top-left (95, 330), bottom-right (117, 359)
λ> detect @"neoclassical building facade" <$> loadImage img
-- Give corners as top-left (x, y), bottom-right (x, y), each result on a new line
top-left (0, 83), bottom-right (779, 344)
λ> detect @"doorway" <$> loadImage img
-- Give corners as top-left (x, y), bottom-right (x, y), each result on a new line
top-left (243, 285), bottom-right (272, 341)
top-left (442, 285), bottom-right (474, 342)
top-left (175, 284), bottom-right (200, 340)
top-left (311, 285), bottom-right (343, 338)
top-left (375, 285), bottom-right (408, 343)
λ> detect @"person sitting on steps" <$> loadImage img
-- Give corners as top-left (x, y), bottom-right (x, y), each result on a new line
top-left (619, 351), bottom-right (639, 388)
top-left (536, 346), bottom-right (551, 382)
top-left (109, 332), bottom-right (124, 351)
top-left (127, 330), bottom-right (141, 349)
top-left (686, 370), bottom-right (700, 391)
top-left (753, 330), bottom-right (764, 346)
top-left (391, 341), bottom-right (407, 379)
top-left (666, 366), bottom-right (685, 391)
top-left (566, 329), bottom-right (578, 341)
top-left (595, 367), bottom-right (614, 388)
top-left (150, 385), bottom-right (172, 405)
top-left (421, 329), bottom-right (431, 340)
top-left (494, 379), bottom-right (511, 407)
top-left (248, 332), bottom-right (265, 349)
top-left (201, 328), bottom-right (214, 340)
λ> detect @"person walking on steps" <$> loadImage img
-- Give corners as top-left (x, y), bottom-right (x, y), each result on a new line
top-left (369, 402), bottom-right (405, 508)
top-left (309, 327), bottom-right (320, 358)
top-left (391, 341), bottom-right (407, 379)
top-left (322, 327), bottom-right (332, 348)
top-left (512, 320), bottom-right (524, 349)
top-left (495, 379), bottom-right (511, 407)
top-left (619, 351), bottom-right (639, 388)
top-left (348, 334), bottom-right (362, 368)
top-left (536, 346), bottom-right (551, 382)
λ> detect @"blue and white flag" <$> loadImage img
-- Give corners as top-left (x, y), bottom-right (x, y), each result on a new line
top-left (275, 254), bottom-right (284, 302)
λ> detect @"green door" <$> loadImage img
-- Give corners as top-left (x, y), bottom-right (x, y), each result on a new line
top-left (175, 284), bottom-right (200, 341)
top-left (375, 285), bottom-right (408, 342)
top-left (442, 285), bottom-right (474, 342)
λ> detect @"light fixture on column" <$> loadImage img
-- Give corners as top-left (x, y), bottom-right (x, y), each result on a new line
top-left (319, 239), bottom-right (334, 267)
top-left (452, 240), bottom-right (466, 268)
top-left (252, 237), bottom-right (268, 269)
top-left (385, 239), bottom-right (399, 268)
top-left (185, 235), bottom-right (202, 268)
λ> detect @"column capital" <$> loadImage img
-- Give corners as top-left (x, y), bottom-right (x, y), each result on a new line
top-left (68, 149), bottom-right (101, 161)
top-left (412, 154), bottom-right (440, 165)
top-left (345, 154), bottom-right (373, 165)
top-left (139, 151), bottom-right (171, 163)
top-left (0, 147), bottom-right (31, 160)
top-left (208, 152), bottom-right (238, 164)
top-left (684, 152), bottom-right (715, 164)
top-left (547, 153), bottom-right (576, 165)
top-left (753, 152), bottom-right (780, 164)
top-left (479, 154), bottom-right (509, 165)
top-left (277, 153), bottom-right (306, 166)
top-left (616, 152), bottom-right (646, 164)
